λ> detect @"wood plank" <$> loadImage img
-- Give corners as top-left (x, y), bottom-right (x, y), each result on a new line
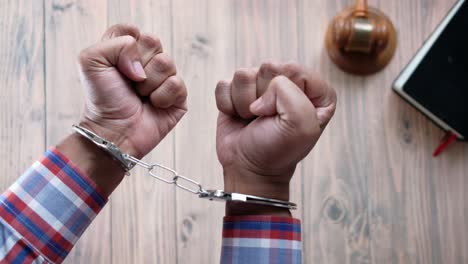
top-left (2, 0), bottom-right (466, 263)
top-left (44, 1), bottom-right (110, 263)
top-left (367, 0), bottom-right (468, 263)
top-left (0, 1), bottom-right (45, 187)
top-left (298, 0), bottom-right (468, 263)
top-left (171, 0), bottom-right (235, 262)
top-left (107, 1), bottom-right (178, 263)
top-left (297, 0), bottom-right (373, 263)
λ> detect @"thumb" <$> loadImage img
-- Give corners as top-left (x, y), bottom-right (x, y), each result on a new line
top-left (250, 76), bottom-right (320, 133)
top-left (78, 35), bottom-right (146, 82)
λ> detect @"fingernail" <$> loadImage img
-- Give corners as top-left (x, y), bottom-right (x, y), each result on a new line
top-left (250, 97), bottom-right (264, 112)
top-left (133, 61), bottom-right (147, 79)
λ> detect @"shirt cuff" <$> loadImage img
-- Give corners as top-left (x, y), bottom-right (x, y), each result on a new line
top-left (0, 148), bottom-right (107, 263)
top-left (222, 215), bottom-right (302, 264)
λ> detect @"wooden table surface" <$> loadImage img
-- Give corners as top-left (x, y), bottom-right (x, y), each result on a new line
top-left (1, 0), bottom-right (466, 263)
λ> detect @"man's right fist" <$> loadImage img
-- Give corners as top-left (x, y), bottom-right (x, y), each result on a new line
top-left (78, 24), bottom-right (187, 159)
top-left (215, 62), bottom-right (337, 214)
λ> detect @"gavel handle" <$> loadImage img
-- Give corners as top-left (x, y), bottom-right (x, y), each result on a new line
top-left (354, 0), bottom-right (368, 17)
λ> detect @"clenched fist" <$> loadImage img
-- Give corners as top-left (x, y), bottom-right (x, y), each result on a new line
top-left (56, 24), bottom-right (186, 196)
top-left (78, 24), bottom-right (187, 159)
top-left (215, 62), bottom-right (337, 215)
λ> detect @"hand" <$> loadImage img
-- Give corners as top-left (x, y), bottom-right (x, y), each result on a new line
top-left (58, 24), bottom-right (187, 197)
top-left (215, 62), bottom-right (336, 215)
top-left (78, 24), bottom-right (187, 159)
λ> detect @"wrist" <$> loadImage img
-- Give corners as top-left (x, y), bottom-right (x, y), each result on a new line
top-left (225, 202), bottom-right (292, 217)
top-left (223, 167), bottom-right (293, 216)
top-left (79, 118), bottom-right (138, 158)
top-left (56, 132), bottom-right (125, 197)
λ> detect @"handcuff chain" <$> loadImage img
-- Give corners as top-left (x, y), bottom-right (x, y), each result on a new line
top-left (71, 125), bottom-right (296, 209)
top-left (123, 154), bottom-right (207, 195)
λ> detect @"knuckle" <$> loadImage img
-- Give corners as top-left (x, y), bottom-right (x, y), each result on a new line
top-left (120, 35), bottom-right (137, 45)
top-left (215, 80), bottom-right (230, 94)
top-left (140, 33), bottom-right (163, 50)
top-left (233, 68), bottom-right (255, 84)
top-left (283, 62), bottom-right (302, 75)
top-left (261, 59), bottom-right (278, 66)
top-left (260, 60), bottom-right (278, 70)
top-left (110, 23), bottom-right (134, 29)
top-left (152, 53), bottom-right (176, 73)
top-left (319, 79), bottom-right (338, 106)
top-left (329, 84), bottom-right (338, 103)
top-left (283, 63), bottom-right (306, 88)
top-left (329, 91), bottom-right (338, 109)
top-left (322, 106), bottom-right (337, 125)
top-left (215, 80), bottom-right (235, 114)
top-left (259, 61), bottom-right (280, 76)
top-left (106, 23), bottom-right (140, 38)
top-left (164, 77), bottom-right (185, 96)
top-left (78, 48), bottom-right (93, 65)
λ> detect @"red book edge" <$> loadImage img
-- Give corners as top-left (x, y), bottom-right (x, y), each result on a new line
top-left (433, 132), bottom-right (458, 157)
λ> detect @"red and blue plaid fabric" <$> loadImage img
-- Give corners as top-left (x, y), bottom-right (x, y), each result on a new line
top-left (0, 148), bottom-right (107, 263)
top-left (0, 148), bottom-right (302, 263)
top-left (221, 215), bottom-right (302, 264)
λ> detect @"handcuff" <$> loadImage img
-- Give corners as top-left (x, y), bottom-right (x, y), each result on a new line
top-left (72, 125), bottom-right (297, 210)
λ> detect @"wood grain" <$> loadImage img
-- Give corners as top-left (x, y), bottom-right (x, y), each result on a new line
top-left (298, 1), bottom-right (372, 263)
top-left (44, 1), bottom-right (110, 263)
top-left (171, 0), bottom-right (235, 263)
top-left (0, 0), bottom-right (467, 263)
top-left (107, 1), bottom-right (178, 263)
top-left (0, 1), bottom-right (45, 186)
top-left (367, 0), bottom-right (467, 263)
top-left (297, 0), bottom-right (468, 263)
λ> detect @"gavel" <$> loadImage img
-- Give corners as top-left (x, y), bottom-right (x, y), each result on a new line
top-left (326, 0), bottom-right (397, 75)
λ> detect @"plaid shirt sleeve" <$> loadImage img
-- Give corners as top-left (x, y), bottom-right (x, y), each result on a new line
top-left (221, 215), bottom-right (302, 264)
top-left (0, 148), bottom-right (107, 263)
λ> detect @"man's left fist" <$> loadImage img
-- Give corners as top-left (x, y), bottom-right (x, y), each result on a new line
top-left (78, 24), bottom-right (187, 158)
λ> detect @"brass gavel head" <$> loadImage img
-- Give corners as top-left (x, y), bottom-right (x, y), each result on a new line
top-left (325, 0), bottom-right (397, 75)
top-left (333, 16), bottom-right (389, 54)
